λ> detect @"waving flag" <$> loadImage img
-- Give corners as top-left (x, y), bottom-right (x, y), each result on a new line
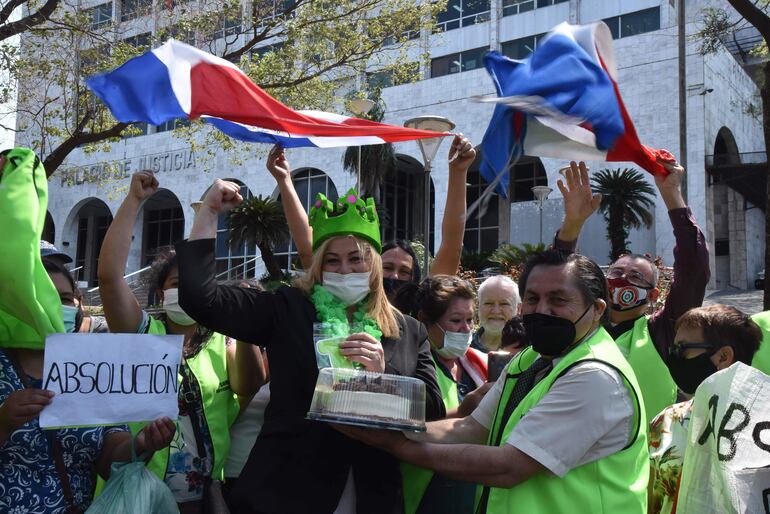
top-left (477, 22), bottom-right (669, 197)
top-left (87, 40), bottom-right (451, 148)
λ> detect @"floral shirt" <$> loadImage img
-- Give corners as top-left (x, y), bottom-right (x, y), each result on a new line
top-left (649, 399), bottom-right (693, 514)
top-left (164, 362), bottom-right (214, 503)
top-left (0, 349), bottom-right (128, 514)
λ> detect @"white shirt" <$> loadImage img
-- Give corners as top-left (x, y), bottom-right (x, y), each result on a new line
top-left (472, 356), bottom-right (635, 477)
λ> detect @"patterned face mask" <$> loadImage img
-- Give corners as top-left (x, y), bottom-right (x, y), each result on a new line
top-left (608, 278), bottom-right (652, 312)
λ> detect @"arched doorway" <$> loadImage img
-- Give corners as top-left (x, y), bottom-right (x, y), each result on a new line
top-left (214, 180), bottom-right (257, 280)
top-left (274, 168), bottom-right (338, 271)
top-left (42, 211), bottom-right (55, 244)
top-left (71, 198), bottom-right (113, 287)
top-left (711, 127), bottom-right (741, 289)
top-left (141, 189), bottom-right (185, 266)
top-left (382, 154), bottom-right (435, 253)
top-left (713, 127), bottom-right (741, 166)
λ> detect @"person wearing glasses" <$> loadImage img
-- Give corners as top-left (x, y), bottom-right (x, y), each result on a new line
top-left (553, 159), bottom-right (710, 423)
top-left (647, 304), bottom-right (761, 514)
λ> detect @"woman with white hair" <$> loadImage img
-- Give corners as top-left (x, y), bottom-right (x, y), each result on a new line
top-left (175, 179), bottom-right (444, 514)
top-left (472, 275), bottom-right (521, 353)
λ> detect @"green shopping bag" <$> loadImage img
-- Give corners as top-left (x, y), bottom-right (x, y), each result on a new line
top-left (86, 441), bottom-right (178, 514)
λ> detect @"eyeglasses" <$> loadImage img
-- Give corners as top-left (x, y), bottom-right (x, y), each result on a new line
top-left (607, 268), bottom-right (655, 288)
top-left (668, 342), bottom-right (715, 359)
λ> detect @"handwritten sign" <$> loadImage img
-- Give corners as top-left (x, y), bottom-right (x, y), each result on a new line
top-left (39, 333), bottom-right (183, 428)
top-left (677, 362), bottom-right (770, 513)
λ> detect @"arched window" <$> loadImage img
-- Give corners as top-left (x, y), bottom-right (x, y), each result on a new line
top-left (274, 169), bottom-right (338, 270)
top-left (215, 181), bottom-right (257, 280)
top-left (142, 189), bottom-right (185, 266)
top-left (510, 157), bottom-right (547, 202)
top-left (71, 198), bottom-right (113, 287)
top-left (464, 169), bottom-right (500, 253)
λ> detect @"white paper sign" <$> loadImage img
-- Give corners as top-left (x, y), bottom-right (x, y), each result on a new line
top-left (39, 333), bottom-right (183, 428)
top-left (676, 362), bottom-right (770, 514)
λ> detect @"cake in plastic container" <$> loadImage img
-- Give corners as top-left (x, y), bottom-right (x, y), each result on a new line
top-left (307, 368), bottom-right (427, 431)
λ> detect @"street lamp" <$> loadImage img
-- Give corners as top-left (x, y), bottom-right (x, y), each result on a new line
top-left (349, 98), bottom-right (376, 194)
top-left (531, 185), bottom-right (553, 244)
top-left (403, 115), bottom-right (455, 275)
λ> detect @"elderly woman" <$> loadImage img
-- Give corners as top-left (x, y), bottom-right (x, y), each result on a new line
top-left (175, 179), bottom-right (444, 514)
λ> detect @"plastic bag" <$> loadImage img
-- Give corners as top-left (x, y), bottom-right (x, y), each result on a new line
top-left (86, 457), bottom-right (178, 513)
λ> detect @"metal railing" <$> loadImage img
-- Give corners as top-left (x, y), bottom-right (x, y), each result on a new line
top-left (87, 265), bottom-right (151, 293)
top-left (705, 151), bottom-right (767, 167)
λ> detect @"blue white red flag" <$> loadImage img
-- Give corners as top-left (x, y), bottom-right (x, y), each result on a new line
top-left (87, 40), bottom-right (451, 148)
top-left (477, 22), bottom-right (669, 197)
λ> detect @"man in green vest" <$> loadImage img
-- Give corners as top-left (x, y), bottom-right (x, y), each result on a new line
top-left (337, 250), bottom-right (649, 513)
top-left (552, 159), bottom-right (709, 423)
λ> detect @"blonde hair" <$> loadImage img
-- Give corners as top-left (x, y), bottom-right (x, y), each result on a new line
top-left (295, 235), bottom-right (401, 339)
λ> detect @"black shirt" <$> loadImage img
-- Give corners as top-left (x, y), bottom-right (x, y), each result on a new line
top-left (176, 239), bottom-right (444, 514)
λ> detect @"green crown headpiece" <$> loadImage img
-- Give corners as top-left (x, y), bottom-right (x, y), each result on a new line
top-left (309, 188), bottom-right (381, 252)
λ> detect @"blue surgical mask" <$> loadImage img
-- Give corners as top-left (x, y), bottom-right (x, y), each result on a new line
top-left (62, 305), bottom-right (78, 333)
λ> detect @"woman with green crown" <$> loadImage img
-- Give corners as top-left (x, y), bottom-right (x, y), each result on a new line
top-left (175, 179), bottom-right (445, 514)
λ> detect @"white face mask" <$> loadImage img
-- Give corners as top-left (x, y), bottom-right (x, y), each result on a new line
top-left (434, 325), bottom-right (473, 360)
top-left (321, 272), bottom-right (371, 307)
top-left (162, 288), bottom-right (196, 326)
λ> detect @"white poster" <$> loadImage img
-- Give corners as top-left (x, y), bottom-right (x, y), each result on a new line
top-left (677, 362), bottom-right (770, 514)
top-left (39, 333), bottom-right (183, 428)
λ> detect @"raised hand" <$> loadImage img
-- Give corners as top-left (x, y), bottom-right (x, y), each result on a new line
top-left (267, 144), bottom-right (291, 182)
top-left (556, 161), bottom-right (601, 241)
top-left (201, 178), bottom-right (244, 215)
top-left (448, 134), bottom-right (476, 171)
top-left (653, 155), bottom-right (686, 210)
top-left (128, 170), bottom-right (159, 202)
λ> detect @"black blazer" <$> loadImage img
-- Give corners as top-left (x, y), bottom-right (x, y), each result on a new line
top-left (176, 239), bottom-right (445, 514)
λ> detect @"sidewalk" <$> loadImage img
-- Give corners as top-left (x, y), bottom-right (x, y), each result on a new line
top-left (703, 289), bottom-right (765, 315)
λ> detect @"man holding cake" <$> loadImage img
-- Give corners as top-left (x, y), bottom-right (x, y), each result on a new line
top-left (175, 179), bottom-right (445, 513)
top-left (337, 249), bottom-right (649, 513)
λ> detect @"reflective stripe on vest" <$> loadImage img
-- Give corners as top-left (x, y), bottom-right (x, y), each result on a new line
top-left (478, 328), bottom-right (649, 514)
top-left (614, 315), bottom-right (677, 424)
top-left (401, 354), bottom-right (461, 514)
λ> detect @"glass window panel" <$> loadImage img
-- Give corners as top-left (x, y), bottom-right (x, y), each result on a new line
top-left (481, 195), bottom-right (499, 227)
top-left (480, 228), bottom-right (499, 252)
top-left (463, 230), bottom-right (477, 252)
top-left (461, 47), bottom-right (487, 71)
top-left (603, 16), bottom-right (620, 39)
top-left (216, 233), bottom-right (228, 256)
top-left (620, 7), bottom-right (660, 38)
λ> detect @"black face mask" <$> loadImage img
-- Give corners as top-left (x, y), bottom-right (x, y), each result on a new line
top-left (383, 277), bottom-right (411, 298)
top-left (523, 304), bottom-right (593, 357)
top-left (668, 351), bottom-right (718, 395)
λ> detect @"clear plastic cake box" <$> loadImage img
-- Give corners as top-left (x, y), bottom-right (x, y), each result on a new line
top-left (307, 368), bottom-right (427, 432)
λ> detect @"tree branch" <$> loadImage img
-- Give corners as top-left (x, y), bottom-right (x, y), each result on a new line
top-left (43, 118), bottom-right (128, 177)
top-left (727, 0), bottom-right (770, 42)
top-left (0, 0), bottom-right (59, 43)
top-left (0, 0), bottom-right (27, 25)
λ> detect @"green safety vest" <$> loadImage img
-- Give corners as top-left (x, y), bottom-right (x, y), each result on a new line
top-left (478, 328), bottom-right (648, 514)
top-left (751, 311), bottom-right (770, 374)
top-left (614, 315), bottom-right (677, 424)
top-left (0, 148), bottom-right (64, 349)
top-left (401, 354), bottom-right (460, 514)
top-left (132, 318), bottom-right (239, 481)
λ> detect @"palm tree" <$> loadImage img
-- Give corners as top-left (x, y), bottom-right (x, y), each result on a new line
top-left (226, 195), bottom-right (290, 281)
top-left (343, 96), bottom-right (397, 204)
top-left (591, 168), bottom-right (657, 261)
